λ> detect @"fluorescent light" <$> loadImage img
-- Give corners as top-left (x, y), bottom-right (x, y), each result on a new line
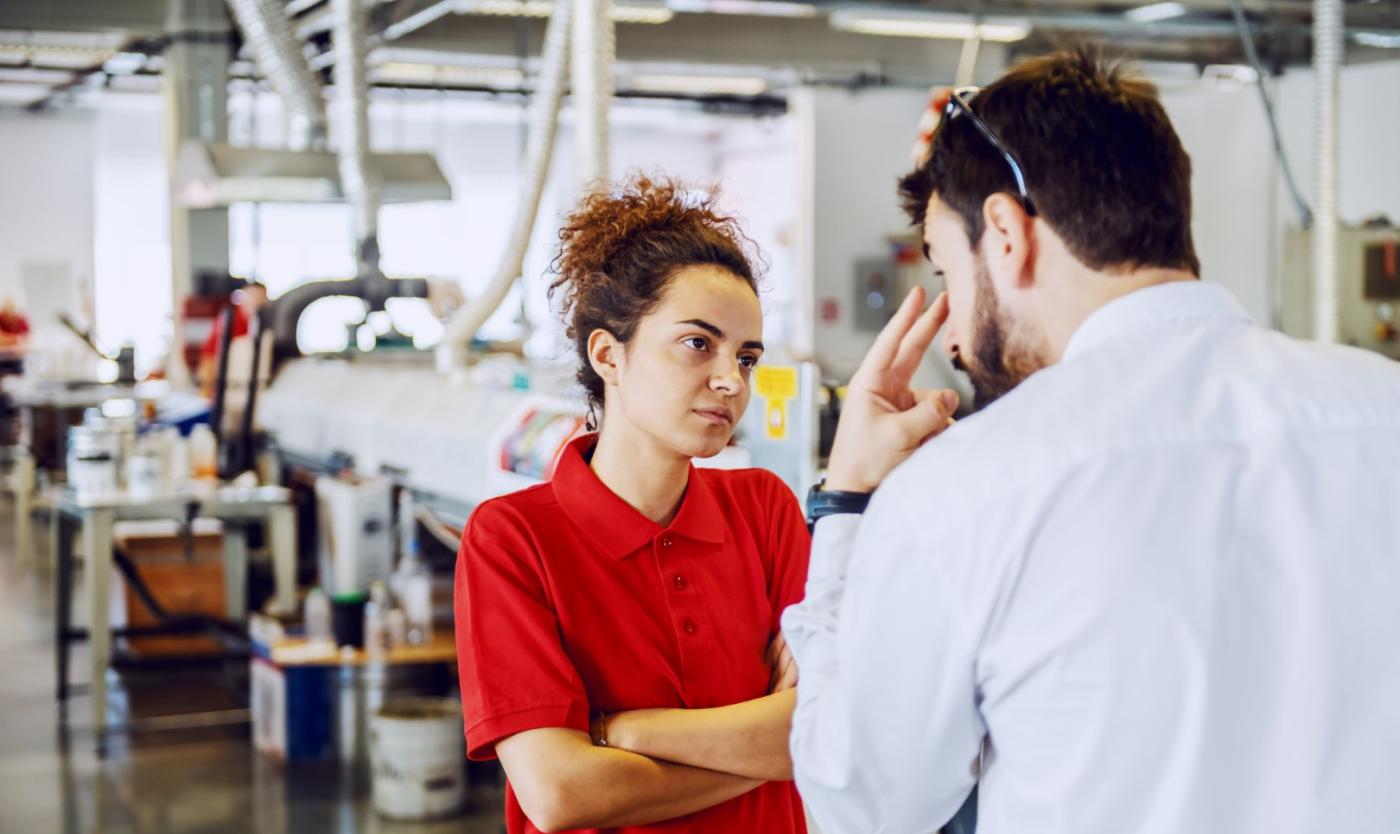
top-left (471, 0), bottom-right (553, 16)
top-left (462, 0), bottom-right (673, 23)
top-left (626, 73), bottom-right (767, 95)
top-left (0, 44), bottom-right (115, 69)
top-left (102, 52), bottom-right (146, 76)
top-left (0, 83), bottom-right (51, 104)
top-left (1125, 2), bottom-right (1187, 23)
top-left (1201, 64), bottom-right (1258, 84)
top-left (611, 4), bottom-right (676, 23)
top-left (0, 67), bottom-right (75, 85)
top-left (374, 61), bottom-right (525, 87)
top-left (1353, 31), bottom-right (1400, 48)
top-left (830, 9), bottom-right (1029, 42)
top-left (665, 0), bottom-right (816, 17)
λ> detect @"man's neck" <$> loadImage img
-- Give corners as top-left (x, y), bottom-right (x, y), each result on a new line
top-left (1044, 268), bottom-right (1198, 363)
top-left (589, 417), bottom-right (691, 527)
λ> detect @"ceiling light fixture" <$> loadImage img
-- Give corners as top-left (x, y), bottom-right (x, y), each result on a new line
top-left (626, 73), bottom-right (768, 95)
top-left (1124, 2), bottom-right (1187, 23)
top-left (829, 9), bottom-right (1030, 42)
top-left (102, 51), bottom-right (147, 76)
top-left (463, 0), bottom-right (673, 23)
top-left (374, 61), bottom-right (526, 87)
top-left (1352, 31), bottom-right (1400, 48)
top-left (665, 0), bottom-right (817, 17)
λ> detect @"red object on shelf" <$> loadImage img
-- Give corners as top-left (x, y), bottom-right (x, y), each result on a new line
top-left (179, 295), bottom-right (229, 372)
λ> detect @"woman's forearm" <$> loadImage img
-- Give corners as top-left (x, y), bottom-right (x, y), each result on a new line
top-left (604, 689), bottom-right (797, 781)
top-left (498, 728), bottom-right (761, 832)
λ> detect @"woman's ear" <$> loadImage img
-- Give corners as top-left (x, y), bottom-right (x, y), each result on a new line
top-left (587, 328), bottom-right (623, 387)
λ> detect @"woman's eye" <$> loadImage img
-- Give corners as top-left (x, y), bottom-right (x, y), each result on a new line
top-left (739, 354), bottom-right (759, 369)
top-left (683, 337), bottom-right (709, 352)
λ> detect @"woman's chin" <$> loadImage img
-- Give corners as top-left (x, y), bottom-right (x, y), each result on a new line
top-left (675, 432), bottom-right (733, 461)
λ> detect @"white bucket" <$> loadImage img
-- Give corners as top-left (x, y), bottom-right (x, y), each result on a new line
top-left (370, 698), bottom-right (468, 820)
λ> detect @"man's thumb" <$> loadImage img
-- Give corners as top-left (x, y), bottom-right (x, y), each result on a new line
top-left (894, 388), bottom-right (955, 444)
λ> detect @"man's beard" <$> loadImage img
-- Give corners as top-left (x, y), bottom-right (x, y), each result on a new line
top-left (951, 258), bottom-right (1047, 411)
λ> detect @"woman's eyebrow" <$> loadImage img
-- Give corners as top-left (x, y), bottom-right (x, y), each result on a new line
top-left (678, 319), bottom-right (764, 352)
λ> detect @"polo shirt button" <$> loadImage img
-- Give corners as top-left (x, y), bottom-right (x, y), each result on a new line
top-left (673, 574), bottom-right (687, 590)
top-left (661, 536), bottom-right (673, 549)
top-left (682, 618), bottom-right (697, 635)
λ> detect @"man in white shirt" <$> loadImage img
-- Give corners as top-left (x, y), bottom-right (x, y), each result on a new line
top-left (784, 47), bottom-right (1400, 834)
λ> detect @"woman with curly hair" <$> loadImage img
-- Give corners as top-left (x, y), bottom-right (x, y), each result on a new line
top-left (454, 174), bottom-right (809, 834)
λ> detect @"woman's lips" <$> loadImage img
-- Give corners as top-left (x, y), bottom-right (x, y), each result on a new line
top-left (693, 408), bottom-right (733, 426)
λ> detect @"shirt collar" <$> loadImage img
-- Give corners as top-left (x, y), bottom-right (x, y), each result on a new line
top-left (1062, 280), bottom-right (1254, 363)
top-left (551, 434), bottom-right (726, 560)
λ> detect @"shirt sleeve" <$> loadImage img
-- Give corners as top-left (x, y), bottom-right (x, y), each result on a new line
top-left (781, 488), bottom-right (984, 833)
top-left (761, 472), bottom-right (812, 632)
top-left (454, 501), bottom-right (591, 761)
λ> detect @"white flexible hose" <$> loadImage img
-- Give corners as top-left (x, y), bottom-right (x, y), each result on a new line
top-left (439, 0), bottom-right (573, 360)
top-left (572, 0), bottom-right (615, 187)
top-left (332, 0), bottom-right (382, 264)
top-left (1312, 0), bottom-right (1341, 342)
top-left (225, 0), bottom-right (327, 150)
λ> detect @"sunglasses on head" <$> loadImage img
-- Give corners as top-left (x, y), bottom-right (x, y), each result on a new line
top-left (935, 87), bottom-right (1037, 216)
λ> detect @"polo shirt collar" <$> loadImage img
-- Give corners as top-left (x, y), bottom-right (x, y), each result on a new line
top-left (552, 434), bottom-right (726, 560)
top-left (1062, 280), bottom-right (1253, 362)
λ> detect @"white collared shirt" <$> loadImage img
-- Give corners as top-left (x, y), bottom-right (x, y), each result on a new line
top-left (784, 281), bottom-right (1400, 834)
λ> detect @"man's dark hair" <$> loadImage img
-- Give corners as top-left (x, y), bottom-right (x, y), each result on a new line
top-left (898, 47), bottom-right (1200, 276)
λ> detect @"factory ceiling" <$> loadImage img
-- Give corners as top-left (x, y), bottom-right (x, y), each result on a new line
top-left (0, 0), bottom-right (1397, 110)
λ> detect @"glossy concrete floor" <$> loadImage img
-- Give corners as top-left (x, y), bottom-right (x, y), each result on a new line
top-left (0, 506), bottom-right (506, 834)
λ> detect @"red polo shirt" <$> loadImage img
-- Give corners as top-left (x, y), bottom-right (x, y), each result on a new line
top-left (455, 434), bottom-right (810, 834)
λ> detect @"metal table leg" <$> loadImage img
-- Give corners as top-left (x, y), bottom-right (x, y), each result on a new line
top-left (221, 523), bottom-right (248, 620)
top-left (54, 509), bottom-right (73, 703)
top-left (83, 508), bottom-right (115, 754)
top-left (268, 504), bottom-right (297, 615)
top-left (13, 448), bottom-right (33, 568)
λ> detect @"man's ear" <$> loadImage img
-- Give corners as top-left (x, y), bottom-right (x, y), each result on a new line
top-left (587, 328), bottom-right (623, 387)
top-left (981, 193), bottom-right (1036, 289)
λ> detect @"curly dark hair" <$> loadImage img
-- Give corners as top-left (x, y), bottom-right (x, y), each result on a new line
top-left (549, 174), bottom-right (760, 415)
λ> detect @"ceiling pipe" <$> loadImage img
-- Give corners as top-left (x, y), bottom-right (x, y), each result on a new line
top-left (225, 0), bottom-right (328, 149)
top-left (438, 0), bottom-right (575, 365)
top-left (1311, 0), bottom-right (1341, 342)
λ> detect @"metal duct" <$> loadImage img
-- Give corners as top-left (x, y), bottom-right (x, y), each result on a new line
top-left (439, 0), bottom-right (574, 363)
top-left (1311, 0), bottom-right (1341, 343)
top-left (225, 0), bottom-right (327, 150)
top-left (270, 275), bottom-right (430, 362)
top-left (573, 0), bottom-right (616, 186)
top-left (332, 0), bottom-right (382, 273)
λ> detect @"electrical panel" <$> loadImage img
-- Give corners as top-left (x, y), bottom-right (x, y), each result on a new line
top-left (1281, 224), bottom-right (1400, 359)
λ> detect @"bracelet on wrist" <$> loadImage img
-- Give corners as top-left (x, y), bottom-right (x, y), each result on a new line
top-left (591, 711), bottom-right (609, 747)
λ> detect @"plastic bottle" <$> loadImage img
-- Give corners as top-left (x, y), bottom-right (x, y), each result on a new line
top-left (364, 580), bottom-right (389, 660)
top-left (397, 539), bottom-right (433, 646)
top-left (304, 587), bottom-right (333, 647)
top-left (188, 423), bottom-right (218, 482)
top-left (165, 428), bottom-right (189, 491)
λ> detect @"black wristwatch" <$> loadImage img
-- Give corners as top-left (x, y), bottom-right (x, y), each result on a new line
top-left (806, 480), bottom-right (873, 529)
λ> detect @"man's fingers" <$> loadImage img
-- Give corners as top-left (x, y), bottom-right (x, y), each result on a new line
top-left (856, 286), bottom-right (927, 379)
top-left (891, 290), bottom-right (950, 382)
top-left (891, 388), bottom-right (959, 447)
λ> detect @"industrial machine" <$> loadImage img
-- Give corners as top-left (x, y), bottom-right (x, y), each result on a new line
top-left (1282, 222), bottom-right (1400, 359)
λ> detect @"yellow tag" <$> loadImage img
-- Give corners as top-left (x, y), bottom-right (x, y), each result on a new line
top-left (766, 400), bottom-right (788, 440)
top-left (755, 366), bottom-right (799, 440)
top-left (755, 365), bottom-right (798, 400)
